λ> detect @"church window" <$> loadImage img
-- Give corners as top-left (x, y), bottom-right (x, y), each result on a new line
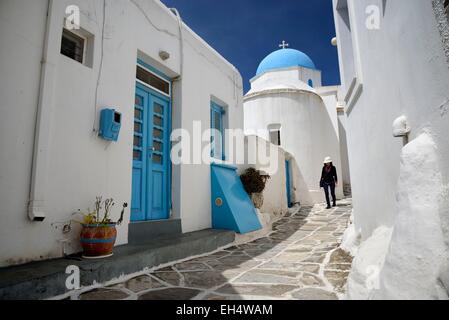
top-left (211, 101), bottom-right (226, 160)
top-left (268, 124), bottom-right (282, 146)
top-left (308, 79), bottom-right (314, 88)
top-left (269, 130), bottom-right (281, 146)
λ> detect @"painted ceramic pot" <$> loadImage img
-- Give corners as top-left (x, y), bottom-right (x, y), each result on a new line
top-left (80, 224), bottom-right (117, 258)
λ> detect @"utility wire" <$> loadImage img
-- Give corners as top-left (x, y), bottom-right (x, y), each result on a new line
top-left (93, 0), bottom-right (106, 133)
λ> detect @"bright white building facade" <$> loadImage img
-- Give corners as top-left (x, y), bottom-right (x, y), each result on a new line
top-left (0, 0), bottom-right (245, 267)
top-left (244, 47), bottom-right (349, 205)
top-left (333, 0), bottom-right (449, 299)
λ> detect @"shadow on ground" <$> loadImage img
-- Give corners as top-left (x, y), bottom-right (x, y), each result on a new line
top-left (75, 200), bottom-right (353, 301)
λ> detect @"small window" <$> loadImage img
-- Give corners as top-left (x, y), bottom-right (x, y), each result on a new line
top-left (211, 102), bottom-right (226, 160)
top-left (153, 128), bottom-right (163, 139)
top-left (269, 130), bottom-right (281, 146)
top-left (153, 154), bottom-right (163, 165)
top-left (134, 122), bottom-right (142, 133)
top-left (134, 108), bottom-right (143, 120)
top-left (308, 79), bottom-right (314, 88)
top-left (136, 66), bottom-right (170, 95)
top-left (133, 150), bottom-right (142, 161)
top-left (61, 29), bottom-right (85, 64)
top-left (154, 115), bottom-right (163, 126)
top-left (153, 102), bottom-right (164, 115)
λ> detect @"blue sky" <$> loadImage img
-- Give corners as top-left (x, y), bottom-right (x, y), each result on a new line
top-left (160, 0), bottom-right (340, 93)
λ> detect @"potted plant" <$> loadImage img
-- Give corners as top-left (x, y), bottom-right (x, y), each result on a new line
top-left (240, 168), bottom-right (270, 209)
top-left (77, 197), bottom-right (127, 259)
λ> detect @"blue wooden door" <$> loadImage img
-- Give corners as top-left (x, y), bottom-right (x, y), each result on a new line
top-left (285, 160), bottom-right (292, 208)
top-left (148, 94), bottom-right (170, 220)
top-left (132, 86), bottom-right (148, 221)
top-left (131, 83), bottom-right (170, 221)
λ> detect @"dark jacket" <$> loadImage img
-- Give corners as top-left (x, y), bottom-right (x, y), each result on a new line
top-left (321, 165), bottom-right (338, 185)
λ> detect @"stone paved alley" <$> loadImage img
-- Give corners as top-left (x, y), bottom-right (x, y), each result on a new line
top-left (58, 199), bottom-right (353, 300)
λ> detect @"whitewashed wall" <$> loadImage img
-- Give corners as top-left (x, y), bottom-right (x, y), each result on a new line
top-left (0, 0), bottom-right (243, 266)
top-left (244, 88), bottom-right (344, 205)
top-left (316, 86), bottom-right (340, 138)
top-left (0, 0), bottom-right (49, 266)
top-left (334, 0), bottom-right (449, 238)
top-left (247, 67), bottom-right (322, 95)
top-left (238, 136), bottom-right (290, 218)
top-left (317, 86), bottom-right (352, 189)
top-left (333, 0), bottom-right (449, 299)
top-left (337, 107), bottom-right (351, 187)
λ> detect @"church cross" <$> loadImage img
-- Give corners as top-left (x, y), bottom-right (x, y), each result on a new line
top-left (279, 40), bottom-right (289, 49)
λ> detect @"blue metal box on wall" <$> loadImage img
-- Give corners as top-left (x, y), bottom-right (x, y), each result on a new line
top-left (99, 108), bottom-right (122, 142)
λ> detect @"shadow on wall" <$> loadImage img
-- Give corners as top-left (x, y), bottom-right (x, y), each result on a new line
top-left (238, 135), bottom-right (309, 216)
top-left (315, 97), bottom-right (345, 201)
top-left (237, 136), bottom-right (287, 218)
top-left (337, 114), bottom-right (351, 188)
top-left (289, 157), bottom-right (314, 206)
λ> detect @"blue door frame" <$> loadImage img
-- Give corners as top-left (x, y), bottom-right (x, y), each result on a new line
top-left (131, 79), bottom-right (171, 222)
top-left (285, 160), bottom-right (293, 208)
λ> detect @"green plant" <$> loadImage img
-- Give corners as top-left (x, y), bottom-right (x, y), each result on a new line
top-left (75, 197), bottom-right (128, 226)
top-left (240, 168), bottom-right (270, 195)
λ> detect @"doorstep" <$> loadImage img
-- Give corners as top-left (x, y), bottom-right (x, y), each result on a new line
top-left (0, 229), bottom-right (235, 300)
top-left (128, 218), bottom-right (182, 245)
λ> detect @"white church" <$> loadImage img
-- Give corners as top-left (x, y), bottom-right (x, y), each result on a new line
top-left (244, 43), bottom-right (349, 205)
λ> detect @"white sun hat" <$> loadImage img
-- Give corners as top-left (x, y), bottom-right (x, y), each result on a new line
top-left (323, 157), bottom-right (332, 164)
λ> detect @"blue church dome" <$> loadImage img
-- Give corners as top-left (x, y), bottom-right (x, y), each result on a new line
top-left (256, 48), bottom-right (316, 76)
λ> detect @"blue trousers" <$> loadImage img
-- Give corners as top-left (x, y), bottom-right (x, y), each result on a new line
top-left (323, 182), bottom-right (336, 207)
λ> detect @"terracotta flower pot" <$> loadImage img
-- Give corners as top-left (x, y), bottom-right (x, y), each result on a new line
top-left (80, 224), bottom-right (117, 258)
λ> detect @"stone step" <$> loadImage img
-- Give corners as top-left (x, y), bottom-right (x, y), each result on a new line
top-left (128, 219), bottom-right (182, 245)
top-left (0, 229), bottom-right (235, 300)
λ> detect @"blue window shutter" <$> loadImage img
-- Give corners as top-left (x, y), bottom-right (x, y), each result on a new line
top-left (210, 102), bottom-right (226, 160)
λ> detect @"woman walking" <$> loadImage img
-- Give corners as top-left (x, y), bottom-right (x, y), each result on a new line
top-left (320, 157), bottom-right (338, 209)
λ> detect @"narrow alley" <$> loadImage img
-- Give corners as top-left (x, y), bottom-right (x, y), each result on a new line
top-left (61, 199), bottom-right (353, 300)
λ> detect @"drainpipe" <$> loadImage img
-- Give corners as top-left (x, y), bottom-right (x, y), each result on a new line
top-left (168, 8), bottom-right (183, 220)
top-left (28, 0), bottom-right (59, 222)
